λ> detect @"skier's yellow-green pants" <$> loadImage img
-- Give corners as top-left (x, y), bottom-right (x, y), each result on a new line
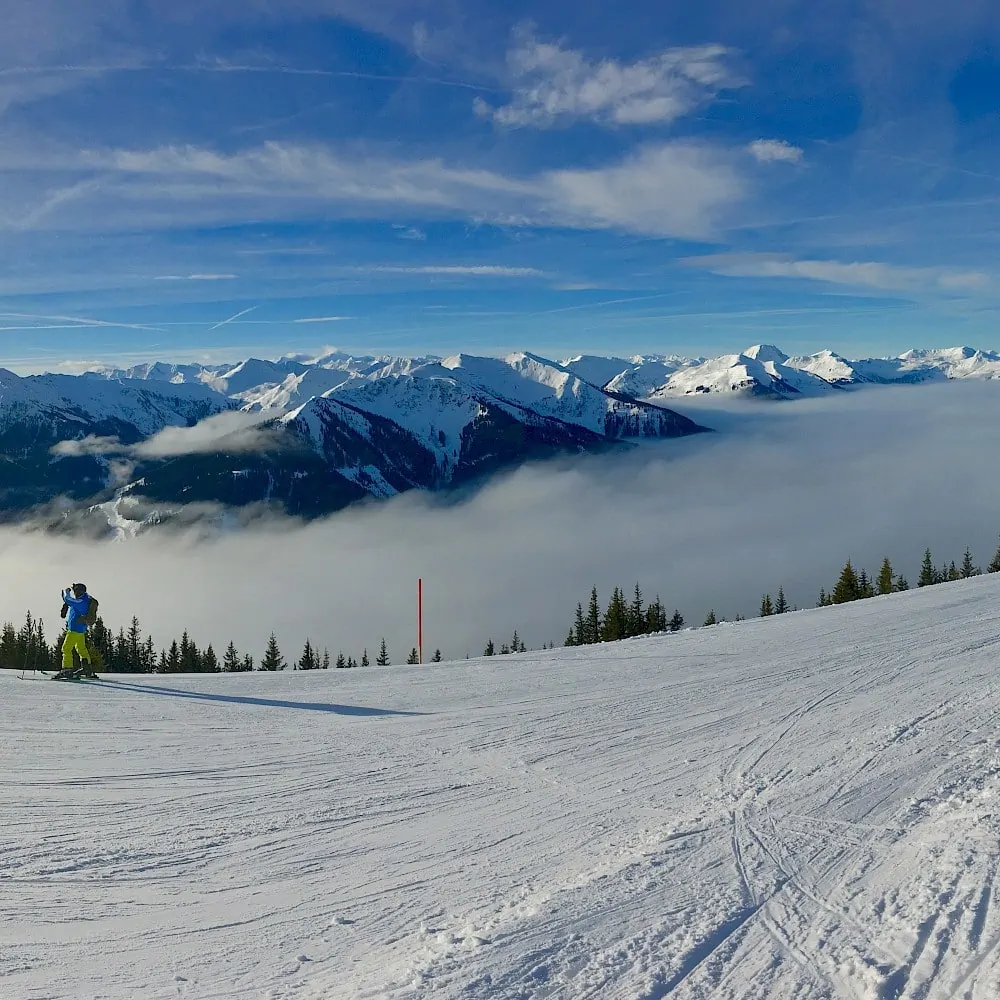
top-left (62, 631), bottom-right (90, 670)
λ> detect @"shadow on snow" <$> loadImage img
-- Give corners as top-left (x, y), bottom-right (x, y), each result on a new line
top-left (101, 679), bottom-right (426, 717)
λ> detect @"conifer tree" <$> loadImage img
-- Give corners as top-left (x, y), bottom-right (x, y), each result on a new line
top-left (760, 594), bottom-right (773, 617)
top-left (297, 639), bottom-right (317, 671)
top-left (336, 652), bottom-right (347, 668)
top-left (347, 657), bottom-right (357, 668)
top-left (242, 654), bottom-right (254, 672)
top-left (896, 574), bottom-right (909, 592)
top-left (432, 649), bottom-right (442, 662)
top-left (260, 633), bottom-right (285, 672)
top-left (628, 583), bottom-right (644, 638)
top-left (857, 569), bottom-right (874, 599)
top-left (602, 587), bottom-right (629, 642)
top-left (322, 648), bottom-right (330, 670)
top-left (484, 638), bottom-right (495, 656)
top-left (407, 648), bottom-right (420, 664)
top-left (202, 644), bottom-right (219, 673)
top-left (126, 617), bottom-right (142, 668)
top-left (572, 603), bottom-right (585, 645)
top-left (158, 648), bottom-right (168, 673)
top-left (361, 649), bottom-right (370, 667)
top-left (647, 597), bottom-right (668, 634)
top-left (961, 547), bottom-right (978, 578)
top-left (586, 586), bottom-right (602, 645)
top-left (166, 639), bottom-right (181, 673)
top-left (179, 630), bottom-right (193, 671)
top-left (989, 537), bottom-right (1000, 573)
top-left (0, 621), bottom-right (17, 669)
top-left (817, 588), bottom-right (828, 608)
top-left (947, 560), bottom-right (960, 582)
top-left (775, 587), bottom-right (789, 614)
top-left (876, 558), bottom-right (894, 596)
top-left (704, 610), bottom-right (717, 626)
top-left (832, 561), bottom-right (860, 604)
top-left (499, 643), bottom-right (511, 655)
top-left (564, 628), bottom-right (577, 647)
top-left (511, 630), bottom-right (521, 653)
top-left (376, 638), bottom-right (390, 666)
top-left (669, 610), bottom-right (684, 632)
top-left (223, 641), bottom-right (242, 673)
top-left (142, 635), bottom-right (156, 674)
top-left (919, 549), bottom-right (936, 587)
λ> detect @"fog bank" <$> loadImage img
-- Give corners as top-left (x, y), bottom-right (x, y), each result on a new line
top-left (1, 381), bottom-right (999, 663)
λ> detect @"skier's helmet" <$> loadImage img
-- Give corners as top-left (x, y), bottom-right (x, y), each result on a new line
top-left (72, 582), bottom-right (87, 596)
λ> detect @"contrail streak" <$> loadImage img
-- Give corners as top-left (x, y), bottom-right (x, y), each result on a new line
top-left (208, 306), bottom-right (258, 331)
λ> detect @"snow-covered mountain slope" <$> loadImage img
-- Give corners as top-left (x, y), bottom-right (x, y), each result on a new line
top-left (604, 357), bottom-right (692, 397)
top-left (12, 340), bottom-right (998, 522)
top-left (648, 344), bottom-right (840, 399)
top-left (783, 349), bottom-right (871, 385)
top-left (6, 575), bottom-right (1000, 999)
top-left (432, 352), bottom-right (696, 439)
top-left (238, 367), bottom-right (356, 410)
top-left (893, 346), bottom-right (1000, 381)
top-left (0, 369), bottom-right (228, 436)
top-left (560, 353), bottom-right (642, 387)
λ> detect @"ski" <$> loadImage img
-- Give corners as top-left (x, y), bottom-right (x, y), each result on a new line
top-left (51, 668), bottom-right (98, 682)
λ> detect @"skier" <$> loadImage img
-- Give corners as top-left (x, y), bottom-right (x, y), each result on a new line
top-left (57, 583), bottom-right (97, 679)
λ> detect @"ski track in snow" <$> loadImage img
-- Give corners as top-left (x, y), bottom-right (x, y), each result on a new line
top-left (5, 578), bottom-right (1000, 998)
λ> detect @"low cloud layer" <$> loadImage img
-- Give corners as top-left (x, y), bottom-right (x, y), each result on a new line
top-left (51, 410), bottom-right (282, 462)
top-left (10, 382), bottom-right (1000, 666)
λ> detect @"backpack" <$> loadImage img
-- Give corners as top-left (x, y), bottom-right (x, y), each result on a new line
top-left (82, 596), bottom-right (100, 627)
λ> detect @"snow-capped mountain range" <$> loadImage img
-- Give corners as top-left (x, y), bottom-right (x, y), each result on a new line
top-left (1, 343), bottom-right (997, 527)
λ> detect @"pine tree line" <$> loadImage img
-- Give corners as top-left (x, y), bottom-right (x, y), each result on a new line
top-left (563, 585), bottom-right (682, 646)
top-left (818, 540), bottom-right (999, 608)
top-left (6, 536), bottom-right (999, 673)
top-left (0, 614), bottom-right (408, 676)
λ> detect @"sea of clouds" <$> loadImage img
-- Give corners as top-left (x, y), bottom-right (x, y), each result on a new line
top-left (1, 380), bottom-right (999, 664)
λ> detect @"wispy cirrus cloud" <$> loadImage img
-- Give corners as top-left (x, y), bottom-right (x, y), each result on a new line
top-left (364, 265), bottom-right (545, 277)
top-left (685, 253), bottom-right (990, 292)
top-left (48, 138), bottom-right (743, 239)
top-left (476, 27), bottom-right (741, 129)
top-left (154, 273), bottom-right (239, 281)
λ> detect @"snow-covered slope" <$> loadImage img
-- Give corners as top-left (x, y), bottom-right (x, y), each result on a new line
top-left (433, 352), bottom-right (696, 439)
top-left (0, 369), bottom-right (229, 436)
top-left (6, 575), bottom-right (1000, 999)
top-left (650, 344), bottom-right (841, 399)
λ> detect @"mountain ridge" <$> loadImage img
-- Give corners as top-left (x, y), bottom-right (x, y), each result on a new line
top-left (5, 342), bottom-right (997, 531)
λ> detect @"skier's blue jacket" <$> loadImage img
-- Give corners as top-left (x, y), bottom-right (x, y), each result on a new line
top-left (63, 591), bottom-right (92, 634)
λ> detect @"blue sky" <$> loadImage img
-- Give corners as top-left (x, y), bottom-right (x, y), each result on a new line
top-left (1, 0), bottom-right (998, 371)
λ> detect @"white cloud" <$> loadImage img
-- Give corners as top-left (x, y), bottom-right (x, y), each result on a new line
top-left (685, 253), bottom-right (990, 292)
top-left (293, 316), bottom-right (349, 323)
top-left (365, 265), bottom-right (545, 277)
top-left (543, 143), bottom-right (743, 239)
top-left (154, 273), bottom-right (239, 281)
top-left (60, 139), bottom-right (743, 240)
top-left (51, 411), bottom-right (283, 461)
top-left (748, 139), bottom-right (804, 164)
top-left (392, 224), bottom-right (427, 241)
top-left (51, 434), bottom-right (126, 458)
top-left (20, 383), bottom-right (1000, 661)
top-left (482, 28), bottom-right (741, 129)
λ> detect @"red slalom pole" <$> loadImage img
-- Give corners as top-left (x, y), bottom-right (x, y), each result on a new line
top-left (418, 578), bottom-right (423, 665)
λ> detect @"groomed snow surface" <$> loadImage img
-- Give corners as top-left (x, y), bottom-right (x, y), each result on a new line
top-left (6, 577), bottom-right (1000, 999)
